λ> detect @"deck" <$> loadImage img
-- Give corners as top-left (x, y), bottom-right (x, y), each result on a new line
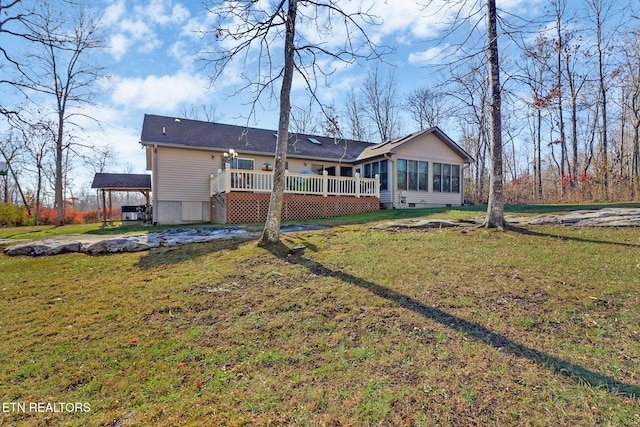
top-left (210, 169), bottom-right (379, 198)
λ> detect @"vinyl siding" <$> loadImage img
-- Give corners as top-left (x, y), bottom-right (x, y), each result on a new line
top-left (393, 133), bottom-right (465, 207)
top-left (156, 147), bottom-right (217, 202)
top-left (156, 147), bottom-right (356, 203)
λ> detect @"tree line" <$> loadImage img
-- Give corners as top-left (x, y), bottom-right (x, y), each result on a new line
top-left (286, 0), bottom-right (639, 206)
top-left (2, 0), bottom-right (638, 234)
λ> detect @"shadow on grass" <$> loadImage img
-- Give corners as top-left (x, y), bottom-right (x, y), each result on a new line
top-left (509, 225), bottom-right (640, 248)
top-left (265, 242), bottom-right (640, 399)
top-left (137, 238), bottom-right (245, 268)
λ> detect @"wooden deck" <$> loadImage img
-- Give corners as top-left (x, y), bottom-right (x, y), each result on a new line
top-left (210, 169), bottom-right (379, 198)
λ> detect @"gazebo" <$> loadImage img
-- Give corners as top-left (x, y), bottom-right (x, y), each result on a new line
top-left (91, 173), bottom-right (152, 225)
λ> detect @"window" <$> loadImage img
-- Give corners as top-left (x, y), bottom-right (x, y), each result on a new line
top-left (340, 166), bottom-right (353, 177)
top-left (397, 159), bottom-right (428, 192)
top-left (443, 164), bottom-right (451, 192)
top-left (408, 160), bottom-right (418, 191)
top-left (397, 159), bottom-right (407, 191)
top-left (418, 161), bottom-right (428, 191)
top-left (380, 160), bottom-right (388, 191)
top-left (362, 160), bottom-right (388, 191)
top-left (311, 164), bottom-right (324, 175)
top-left (433, 162), bottom-right (461, 193)
top-left (230, 158), bottom-right (254, 170)
top-left (432, 163), bottom-right (441, 192)
top-left (452, 165), bottom-right (460, 192)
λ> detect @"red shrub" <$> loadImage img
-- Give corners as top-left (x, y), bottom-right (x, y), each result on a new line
top-left (35, 207), bottom-right (83, 225)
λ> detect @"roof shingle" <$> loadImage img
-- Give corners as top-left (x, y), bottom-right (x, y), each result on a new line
top-left (139, 114), bottom-right (376, 162)
top-left (91, 173), bottom-right (151, 190)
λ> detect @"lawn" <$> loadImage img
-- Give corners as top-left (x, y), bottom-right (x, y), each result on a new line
top-left (1, 205), bottom-right (639, 426)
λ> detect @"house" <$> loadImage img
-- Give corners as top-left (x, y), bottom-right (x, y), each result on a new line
top-left (139, 114), bottom-right (473, 224)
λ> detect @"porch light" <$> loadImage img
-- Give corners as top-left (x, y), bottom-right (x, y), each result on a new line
top-left (223, 149), bottom-right (238, 168)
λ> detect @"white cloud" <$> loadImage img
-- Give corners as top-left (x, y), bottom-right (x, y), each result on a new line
top-left (110, 71), bottom-right (210, 112)
top-left (137, 0), bottom-right (191, 26)
top-left (408, 44), bottom-right (451, 66)
top-left (108, 33), bottom-right (130, 61)
top-left (102, 0), bottom-right (126, 26)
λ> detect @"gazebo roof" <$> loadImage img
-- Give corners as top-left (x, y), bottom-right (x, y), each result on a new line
top-left (91, 173), bottom-right (151, 191)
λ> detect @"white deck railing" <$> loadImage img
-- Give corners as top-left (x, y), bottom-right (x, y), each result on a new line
top-left (210, 169), bottom-right (379, 198)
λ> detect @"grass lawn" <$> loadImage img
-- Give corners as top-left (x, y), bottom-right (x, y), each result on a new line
top-left (1, 205), bottom-right (639, 426)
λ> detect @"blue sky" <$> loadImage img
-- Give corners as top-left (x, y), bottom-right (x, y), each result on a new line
top-left (88, 0), bottom-right (540, 177)
top-left (3, 0), bottom-right (560, 189)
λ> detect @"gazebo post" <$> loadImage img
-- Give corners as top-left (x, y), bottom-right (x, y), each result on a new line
top-left (108, 191), bottom-right (113, 223)
top-left (101, 189), bottom-right (107, 226)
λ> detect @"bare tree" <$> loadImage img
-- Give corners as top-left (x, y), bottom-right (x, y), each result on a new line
top-left (202, 0), bottom-right (387, 246)
top-left (10, 0), bottom-right (105, 225)
top-left (0, 0), bottom-right (35, 119)
top-left (177, 103), bottom-right (220, 122)
top-left (562, 29), bottom-right (590, 186)
top-left (585, 0), bottom-right (620, 196)
top-left (406, 86), bottom-right (449, 130)
top-left (0, 132), bottom-right (31, 213)
top-left (360, 67), bottom-right (402, 143)
top-left (621, 28), bottom-right (640, 196)
top-left (422, 0), bottom-right (507, 227)
top-left (344, 88), bottom-right (371, 141)
top-left (521, 33), bottom-right (555, 200)
top-left (550, 0), bottom-right (569, 196)
top-left (290, 105), bottom-right (320, 135)
top-left (485, 0), bottom-right (506, 229)
top-left (449, 59), bottom-right (490, 204)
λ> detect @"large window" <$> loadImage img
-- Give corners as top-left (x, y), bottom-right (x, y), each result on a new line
top-left (397, 159), bottom-right (428, 192)
top-left (363, 159), bottom-right (388, 191)
top-left (419, 161), bottom-right (428, 191)
top-left (433, 162), bottom-right (461, 193)
top-left (380, 160), bottom-right (388, 191)
top-left (230, 158), bottom-right (254, 170)
top-left (452, 165), bottom-right (460, 192)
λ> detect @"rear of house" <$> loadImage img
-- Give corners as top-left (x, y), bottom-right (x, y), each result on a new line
top-left (139, 114), bottom-right (473, 224)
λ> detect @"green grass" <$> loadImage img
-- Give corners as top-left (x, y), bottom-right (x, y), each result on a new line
top-left (1, 204), bottom-right (639, 426)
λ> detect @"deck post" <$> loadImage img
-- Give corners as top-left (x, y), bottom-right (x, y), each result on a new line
top-left (355, 172), bottom-right (361, 198)
top-left (322, 170), bottom-right (329, 197)
top-left (224, 167), bottom-right (232, 193)
top-left (374, 174), bottom-right (380, 198)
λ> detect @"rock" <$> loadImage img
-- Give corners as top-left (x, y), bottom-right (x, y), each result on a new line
top-left (2, 224), bottom-right (320, 256)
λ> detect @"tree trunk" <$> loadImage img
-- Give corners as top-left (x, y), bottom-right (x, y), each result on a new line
top-left (536, 108), bottom-right (543, 200)
top-left (485, 0), bottom-right (506, 229)
top-left (259, 0), bottom-right (297, 247)
top-left (55, 110), bottom-right (65, 226)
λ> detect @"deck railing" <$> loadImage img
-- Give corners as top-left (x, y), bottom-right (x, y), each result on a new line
top-left (211, 169), bottom-right (379, 198)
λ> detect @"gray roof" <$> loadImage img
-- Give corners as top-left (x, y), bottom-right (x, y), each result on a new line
top-left (139, 114), bottom-right (376, 162)
top-left (91, 173), bottom-right (151, 190)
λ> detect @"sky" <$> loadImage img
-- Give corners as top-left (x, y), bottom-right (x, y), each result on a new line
top-left (4, 0), bottom-right (560, 189)
top-left (82, 0), bottom-right (515, 178)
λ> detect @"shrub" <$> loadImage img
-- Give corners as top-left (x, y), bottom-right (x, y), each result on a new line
top-left (34, 207), bottom-right (83, 225)
top-left (0, 203), bottom-right (27, 227)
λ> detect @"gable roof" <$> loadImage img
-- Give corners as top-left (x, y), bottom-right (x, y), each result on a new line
top-left (139, 114), bottom-right (375, 162)
top-left (91, 173), bottom-right (151, 191)
top-left (357, 127), bottom-right (474, 163)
